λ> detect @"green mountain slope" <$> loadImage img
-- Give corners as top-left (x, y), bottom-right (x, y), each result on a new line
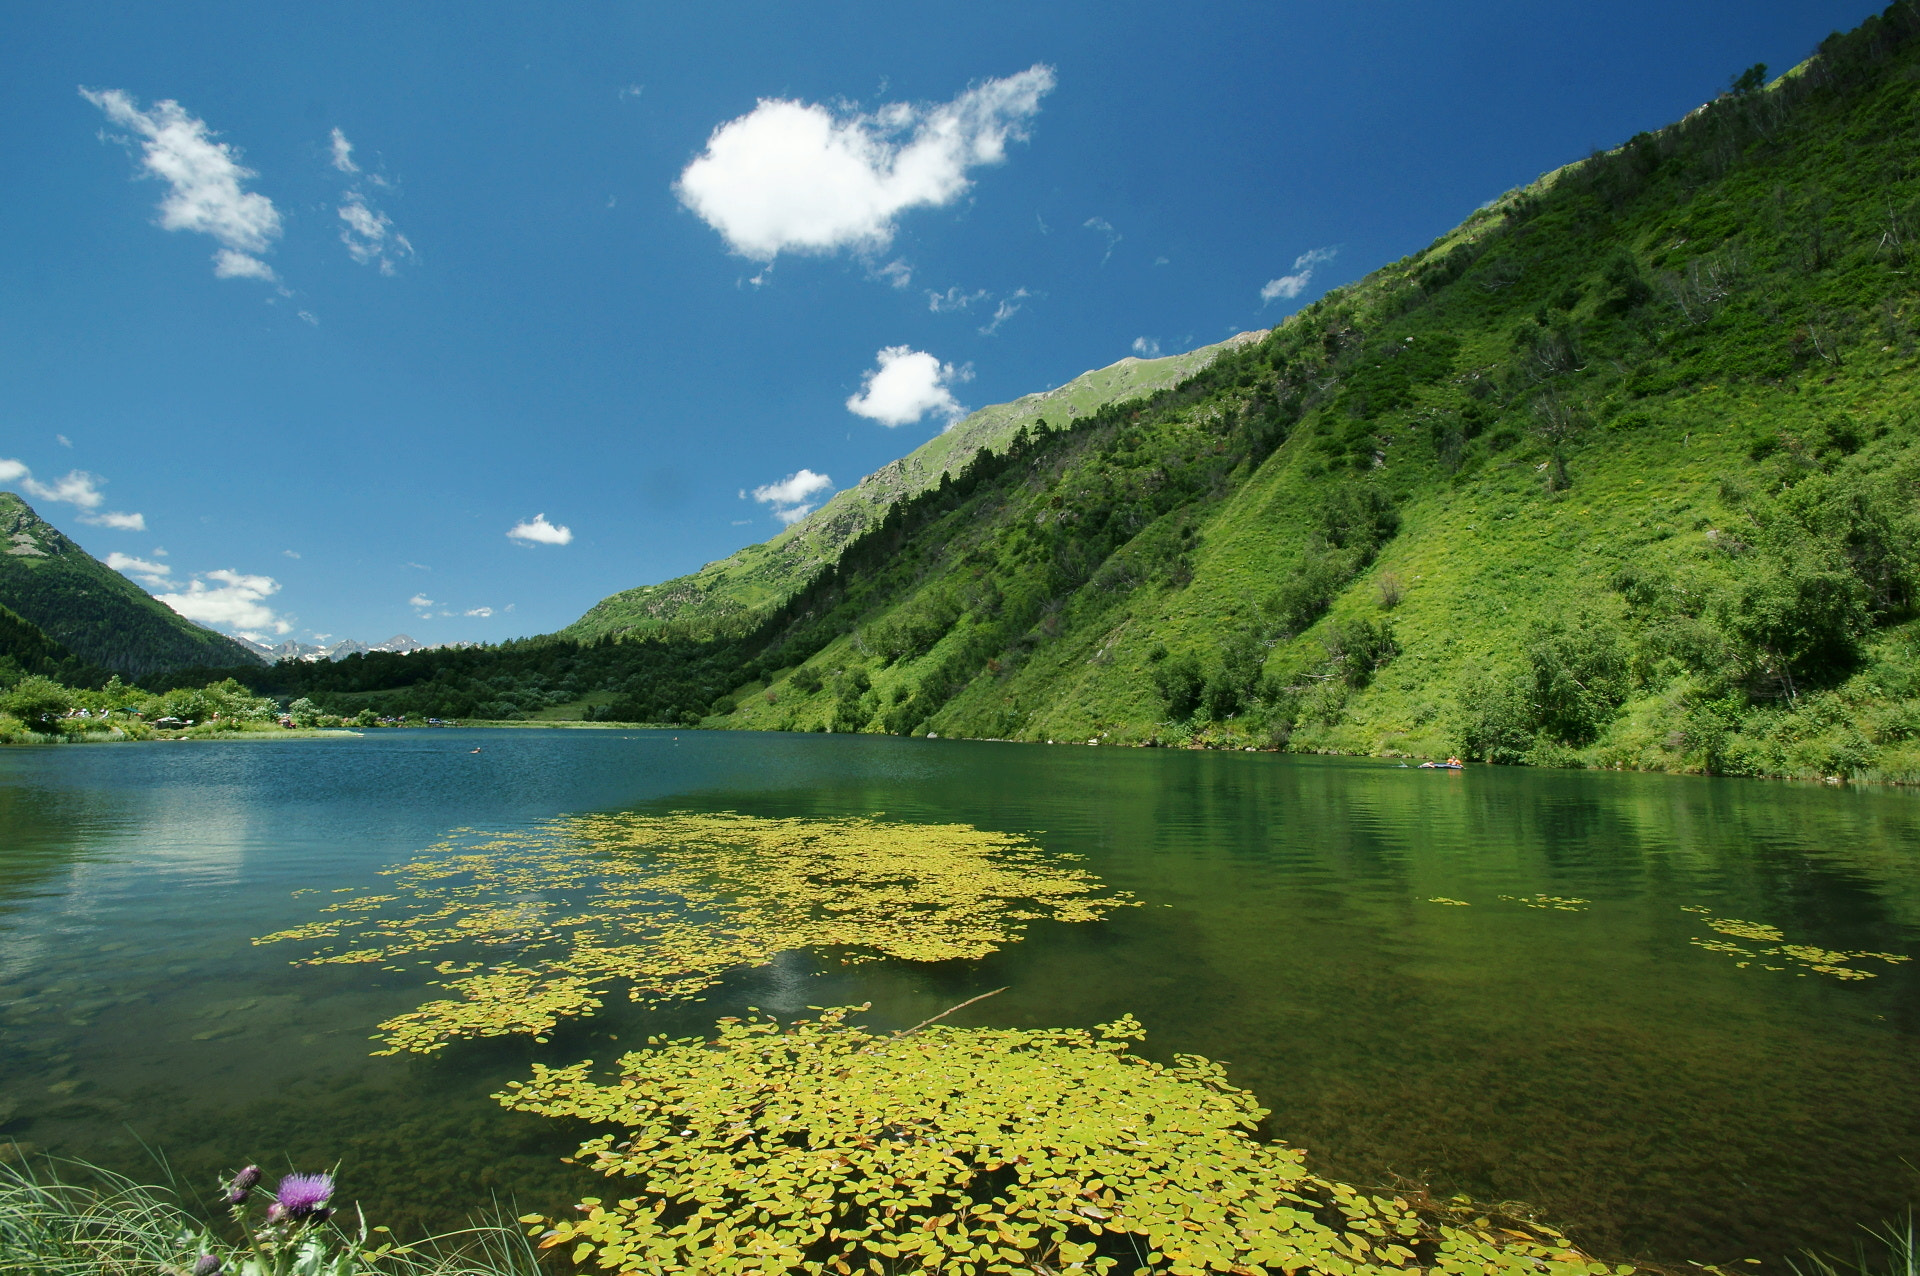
top-left (0, 601), bottom-right (111, 688)
top-left (0, 492), bottom-right (265, 677)
top-left (561, 331), bottom-right (1265, 641)
top-left (699, 7), bottom-right (1920, 782)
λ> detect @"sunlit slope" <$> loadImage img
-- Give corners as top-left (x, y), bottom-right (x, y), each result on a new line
top-left (713, 9), bottom-right (1920, 782)
top-left (560, 332), bottom-right (1264, 641)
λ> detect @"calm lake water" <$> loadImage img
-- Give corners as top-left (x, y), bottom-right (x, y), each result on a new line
top-left (0, 728), bottom-right (1915, 1267)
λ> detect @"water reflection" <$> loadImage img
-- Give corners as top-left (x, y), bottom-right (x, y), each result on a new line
top-left (0, 732), bottom-right (1913, 1265)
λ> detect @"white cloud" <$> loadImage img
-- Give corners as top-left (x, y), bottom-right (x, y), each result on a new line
top-left (22, 468), bottom-right (104, 508)
top-left (329, 127), bottom-right (359, 173)
top-left (81, 88), bottom-right (282, 281)
top-left (8, 463), bottom-right (145, 529)
top-left (338, 193), bottom-right (413, 274)
top-left (751, 469), bottom-right (833, 524)
top-left (845, 346), bottom-right (969, 427)
top-left (282, 549), bottom-right (300, 558)
top-left (56, 434), bottom-right (72, 448)
top-left (155, 569), bottom-right (290, 635)
top-left (1084, 216), bottom-right (1120, 264)
top-left (508, 513), bottom-right (573, 545)
top-left (106, 552), bottom-right (172, 587)
top-left (409, 593), bottom-right (434, 608)
top-left (1132, 336), bottom-right (1162, 358)
top-left (618, 84), bottom-right (645, 101)
top-left (927, 286), bottom-right (987, 312)
top-left (872, 258), bottom-right (912, 288)
top-left (1261, 246), bottom-right (1337, 304)
top-left (465, 606), bottom-right (494, 618)
top-left (676, 65), bottom-right (1055, 262)
top-left (978, 288), bottom-right (1030, 336)
top-left (329, 128), bottom-right (412, 274)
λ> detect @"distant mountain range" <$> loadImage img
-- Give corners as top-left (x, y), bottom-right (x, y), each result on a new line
top-left (235, 634), bottom-right (473, 663)
top-left (0, 492), bottom-right (265, 677)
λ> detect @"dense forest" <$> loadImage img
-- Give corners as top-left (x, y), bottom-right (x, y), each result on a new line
top-left (129, 5), bottom-right (1920, 781)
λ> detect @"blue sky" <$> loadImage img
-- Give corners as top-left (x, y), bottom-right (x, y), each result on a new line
top-left (1, 1), bottom-right (1884, 649)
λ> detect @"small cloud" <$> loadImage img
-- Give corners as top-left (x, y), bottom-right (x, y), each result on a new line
top-left (106, 551), bottom-right (172, 587)
top-left (507, 513), bottom-right (573, 545)
top-left (282, 549), bottom-right (300, 558)
top-left (404, 561), bottom-right (429, 570)
top-left (872, 259), bottom-right (912, 288)
top-left (56, 434), bottom-right (72, 448)
top-left (1154, 256), bottom-right (1169, 266)
top-left (329, 127), bottom-right (359, 173)
top-left (339, 193), bottom-right (413, 274)
top-left (1084, 216), bottom-right (1120, 264)
top-left (845, 346), bottom-right (969, 426)
top-left (297, 309), bottom-right (319, 326)
top-left (1261, 246), bottom-right (1337, 304)
top-left (978, 288), bottom-right (1031, 336)
top-left (8, 462), bottom-right (145, 529)
top-left (618, 84), bottom-right (645, 101)
top-left (465, 606), bottom-right (493, 618)
top-left (676, 64), bottom-right (1056, 262)
top-left (1131, 336), bottom-right (1162, 358)
top-left (82, 88), bottom-right (283, 282)
top-left (23, 469), bottom-right (105, 508)
top-left (731, 519), bottom-right (752, 525)
top-left (155, 568), bottom-right (290, 635)
top-left (505, 603), bottom-right (515, 612)
top-left (409, 593), bottom-right (434, 608)
top-left (927, 285), bottom-right (987, 313)
top-left (152, 546), bottom-right (168, 556)
top-left (752, 468), bottom-right (833, 524)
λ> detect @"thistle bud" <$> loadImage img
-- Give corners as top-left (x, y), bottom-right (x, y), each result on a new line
top-left (193, 1256), bottom-right (223, 1276)
top-left (224, 1165), bottom-right (261, 1206)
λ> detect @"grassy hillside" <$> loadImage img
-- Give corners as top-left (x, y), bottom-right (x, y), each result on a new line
top-left (561, 331), bottom-right (1265, 641)
top-left (701, 7), bottom-right (1920, 783)
top-left (0, 492), bottom-right (265, 677)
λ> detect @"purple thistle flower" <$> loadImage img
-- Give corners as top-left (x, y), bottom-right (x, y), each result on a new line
top-left (193, 1256), bottom-right (223, 1276)
top-left (224, 1165), bottom-right (260, 1206)
top-left (271, 1172), bottom-right (335, 1221)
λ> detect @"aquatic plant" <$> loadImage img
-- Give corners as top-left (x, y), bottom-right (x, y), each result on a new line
top-left (1685, 909), bottom-right (1911, 980)
top-left (0, 1156), bottom-right (544, 1276)
top-left (502, 1002), bottom-right (1632, 1275)
top-left (1498, 894), bottom-right (1591, 912)
top-left (257, 812), bottom-right (1131, 1054)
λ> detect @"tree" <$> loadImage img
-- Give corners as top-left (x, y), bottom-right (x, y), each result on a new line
top-left (1529, 393), bottom-right (1590, 491)
top-left (2, 675), bottom-right (72, 728)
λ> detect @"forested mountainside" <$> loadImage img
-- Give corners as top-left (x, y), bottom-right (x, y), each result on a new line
top-left (195, 4), bottom-right (1920, 781)
top-left (0, 601), bottom-right (110, 688)
top-left (561, 331), bottom-right (1265, 641)
top-left (0, 493), bottom-right (265, 677)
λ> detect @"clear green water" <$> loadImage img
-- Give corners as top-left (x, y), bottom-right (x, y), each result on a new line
top-left (0, 729), bottom-right (1915, 1267)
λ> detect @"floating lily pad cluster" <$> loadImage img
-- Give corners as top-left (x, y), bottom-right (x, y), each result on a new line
top-left (256, 812), bottom-right (1131, 1054)
top-left (1683, 907), bottom-right (1910, 980)
top-left (504, 1006), bottom-right (1623, 1276)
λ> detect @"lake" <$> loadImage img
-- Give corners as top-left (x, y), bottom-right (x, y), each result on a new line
top-left (0, 728), bottom-right (1914, 1267)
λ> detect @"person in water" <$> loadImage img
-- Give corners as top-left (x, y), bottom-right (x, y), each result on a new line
top-left (1447, 756), bottom-right (1464, 767)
